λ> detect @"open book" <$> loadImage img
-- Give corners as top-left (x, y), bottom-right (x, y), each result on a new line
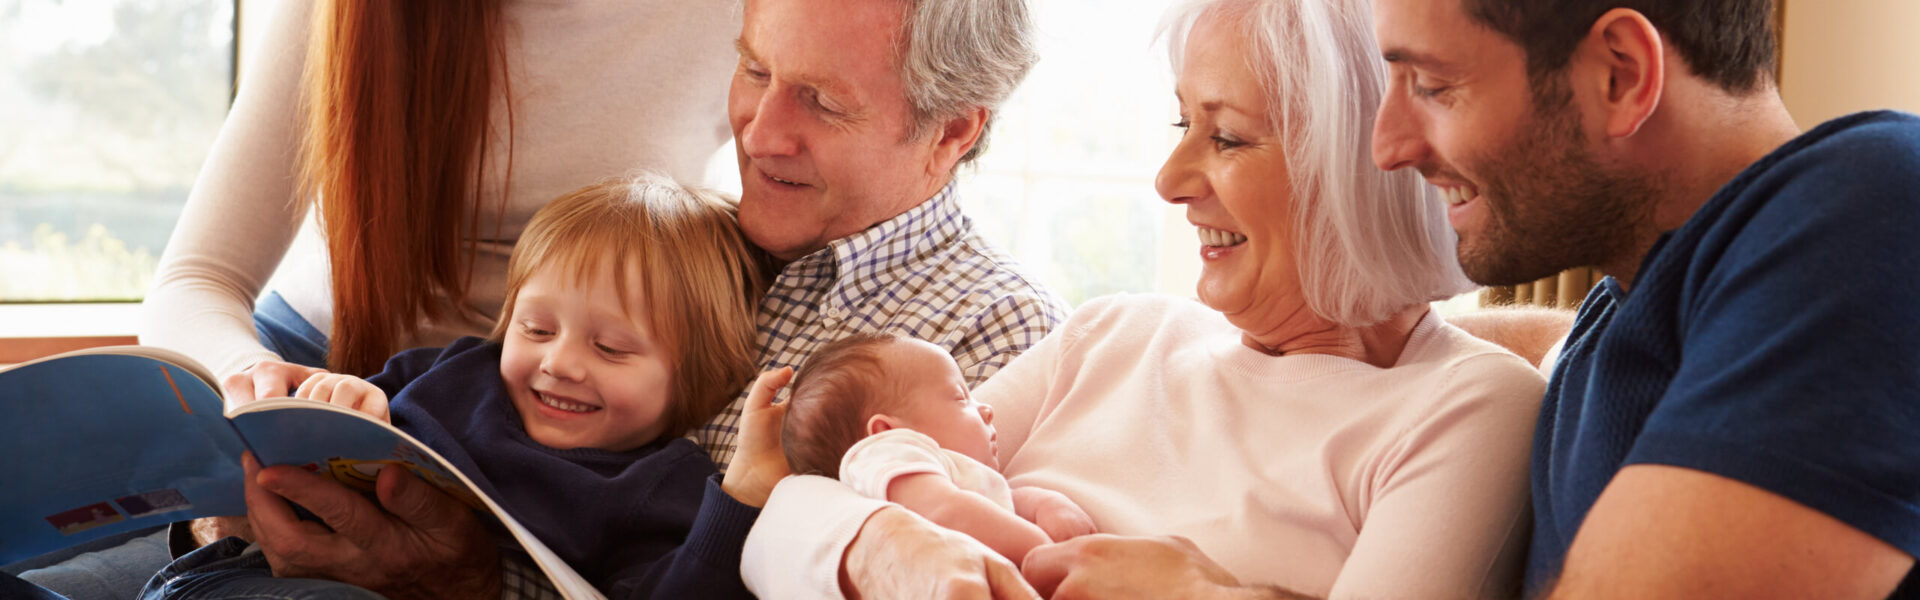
top-left (0, 345), bottom-right (605, 599)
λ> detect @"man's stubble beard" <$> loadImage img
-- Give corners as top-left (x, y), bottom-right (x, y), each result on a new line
top-left (1455, 85), bottom-right (1663, 287)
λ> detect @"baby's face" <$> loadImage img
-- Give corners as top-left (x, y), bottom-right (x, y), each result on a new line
top-left (884, 339), bottom-right (999, 469)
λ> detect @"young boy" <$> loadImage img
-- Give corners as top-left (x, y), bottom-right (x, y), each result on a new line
top-left (780, 332), bottom-right (1096, 564)
top-left (144, 173), bottom-right (772, 599)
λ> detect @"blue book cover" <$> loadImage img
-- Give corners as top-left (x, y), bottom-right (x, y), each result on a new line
top-left (0, 346), bottom-right (603, 599)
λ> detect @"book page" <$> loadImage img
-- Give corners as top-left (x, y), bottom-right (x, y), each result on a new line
top-left (231, 399), bottom-right (605, 600)
top-left (0, 350), bottom-right (244, 565)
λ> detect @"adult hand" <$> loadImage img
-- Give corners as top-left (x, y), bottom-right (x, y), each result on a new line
top-left (243, 453), bottom-right (501, 599)
top-left (722, 368), bottom-right (793, 507)
top-left (292, 372), bottom-right (391, 421)
top-left (1022, 534), bottom-right (1248, 600)
top-left (223, 359), bottom-right (328, 410)
top-left (843, 506), bottom-right (1039, 600)
top-left (1011, 487), bottom-right (1098, 542)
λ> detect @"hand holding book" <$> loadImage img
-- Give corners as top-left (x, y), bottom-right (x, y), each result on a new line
top-left (222, 359), bottom-right (326, 409)
top-left (288, 373), bottom-right (390, 423)
top-left (241, 452), bottom-right (502, 599)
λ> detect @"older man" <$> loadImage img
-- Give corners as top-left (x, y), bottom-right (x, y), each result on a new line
top-left (694, 0), bottom-right (1064, 470)
top-left (1369, 0), bottom-right (1920, 598)
top-left (214, 0), bottom-right (1062, 597)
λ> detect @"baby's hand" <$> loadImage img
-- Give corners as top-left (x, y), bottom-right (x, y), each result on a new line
top-left (293, 373), bottom-right (391, 422)
top-left (1013, 486), bottom-right (1098, 542)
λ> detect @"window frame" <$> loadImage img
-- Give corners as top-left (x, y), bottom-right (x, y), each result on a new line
top-left (0, 0), bottom-right (241, 357)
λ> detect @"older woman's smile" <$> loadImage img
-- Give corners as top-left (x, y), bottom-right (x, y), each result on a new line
top-left (1197, 225), bottom-right (1249, 248)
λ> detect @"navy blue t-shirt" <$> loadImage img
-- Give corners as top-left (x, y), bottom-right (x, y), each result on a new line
top-left (1526, 111), bottom-right (1920, 595)
top-left (366, 336), bottom-right (757, 599)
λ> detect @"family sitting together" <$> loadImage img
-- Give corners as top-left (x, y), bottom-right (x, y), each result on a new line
top-left (10, 0), bottom-right (1918, 598)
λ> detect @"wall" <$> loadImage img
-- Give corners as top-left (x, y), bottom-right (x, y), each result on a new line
top-left (1779, 0), bottom-right (1920, 129)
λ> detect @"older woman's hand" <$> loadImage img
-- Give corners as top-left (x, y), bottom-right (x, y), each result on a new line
top-left (243, 453), bottom-right (501, 599)
top-left (845, 506), bottom-right (1039, 600)
top-left (1023, 534), bottom-right (1271, 600)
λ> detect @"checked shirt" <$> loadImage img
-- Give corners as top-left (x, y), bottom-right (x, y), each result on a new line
top-left (691, 184), bottom-right (1068, 470)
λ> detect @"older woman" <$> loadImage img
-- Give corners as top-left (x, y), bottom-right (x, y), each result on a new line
top-left (736, 0), bottom-right (1545, 598)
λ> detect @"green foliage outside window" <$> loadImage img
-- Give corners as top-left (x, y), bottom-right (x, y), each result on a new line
top-left (0, 0), bottom-right (233, 302)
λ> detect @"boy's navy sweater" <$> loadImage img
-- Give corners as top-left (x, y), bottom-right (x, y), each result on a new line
top-left (366, 336), bottom-right (756, 599)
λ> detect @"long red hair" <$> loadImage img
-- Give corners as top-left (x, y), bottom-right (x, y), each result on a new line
top-left (299, 0), bottom-right (510, 375)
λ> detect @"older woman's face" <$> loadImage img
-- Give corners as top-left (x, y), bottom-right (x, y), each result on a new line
top-left (1157, 13), bottom-right (1299, 326)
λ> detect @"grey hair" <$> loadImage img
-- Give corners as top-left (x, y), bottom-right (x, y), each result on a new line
top-left (1161, 0), bottom-right (1473, 326)
top-left (895, 0), bottom-right (1038, 166)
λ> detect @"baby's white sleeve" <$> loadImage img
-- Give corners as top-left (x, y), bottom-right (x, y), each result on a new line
top-left (838, 429), bottom-right (953, 501)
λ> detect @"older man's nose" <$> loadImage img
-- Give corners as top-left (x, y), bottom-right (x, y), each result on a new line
top-left (739, 92), bottom-right (802, 159)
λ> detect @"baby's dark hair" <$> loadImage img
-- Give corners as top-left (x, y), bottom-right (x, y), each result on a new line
top-left (781, 332), bottom-right (906, 478)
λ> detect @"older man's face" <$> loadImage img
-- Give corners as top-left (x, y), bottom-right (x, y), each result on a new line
top-left (729, 0), bottom-right (948, 262)
top-left (1370, 0), bottom-right (1653, 286)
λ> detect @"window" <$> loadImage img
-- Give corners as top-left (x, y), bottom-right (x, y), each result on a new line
top-left (957, 0), bottom-right (1186, 307)
top-left (0, 0), bottom-right (236, 303)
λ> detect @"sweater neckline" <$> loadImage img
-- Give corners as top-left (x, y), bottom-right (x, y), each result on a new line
top-left (1205, 310), bottom-right (1442, 382)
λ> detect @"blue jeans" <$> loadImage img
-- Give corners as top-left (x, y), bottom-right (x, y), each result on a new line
top-left (3, 572), bottom-right (73, 600)
top-left (140, 538), bottom-right (380, 600)
top-left (15, 293), bottom-right (332, 600)
top-left (250, 291), bottom-right (331, 370)
top-left (14, 529), bottom-right (169, 600)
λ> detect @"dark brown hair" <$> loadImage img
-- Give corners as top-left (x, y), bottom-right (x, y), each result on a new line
top-left (300, 0), bottom-right (511, 375)
top-left (492, 174), bottom-right (768, 439)
top-left (781, 333), bottom-right (904, 478)
top-left (1463, 0), bottom-right (1777, 97)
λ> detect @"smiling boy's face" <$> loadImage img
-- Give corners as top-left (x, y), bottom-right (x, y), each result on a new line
top-left (498, 258), bottom-right (674, 452)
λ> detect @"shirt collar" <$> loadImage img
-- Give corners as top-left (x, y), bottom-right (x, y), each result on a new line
top-left (773, 183), bottom-right (970, 312)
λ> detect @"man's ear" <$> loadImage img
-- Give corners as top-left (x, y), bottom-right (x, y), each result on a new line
top-left (867, 413), bottom-right (901, 436)
top-left (924, 106), bottom-right (989, 177)
top-left (1580, 8), bottom-right (1665, 139)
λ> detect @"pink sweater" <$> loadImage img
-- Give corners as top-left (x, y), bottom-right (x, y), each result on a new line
top-left (745, 294), bottom-right (1545, 599)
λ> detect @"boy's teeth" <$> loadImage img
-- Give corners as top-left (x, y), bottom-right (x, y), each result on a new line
top-left (1197, 226), bottom-right (1248, 248)
top-left (537, 392), bottom-right (597, 413)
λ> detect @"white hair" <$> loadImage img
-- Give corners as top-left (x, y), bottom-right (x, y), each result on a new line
top-left (896, 0), bottom-right (1038, 166)
top-left (1162, 0), bottom-right (1473, 326)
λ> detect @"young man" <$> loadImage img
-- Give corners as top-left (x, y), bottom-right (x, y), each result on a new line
top-left (1371, 0), bottom-right (1920, 597)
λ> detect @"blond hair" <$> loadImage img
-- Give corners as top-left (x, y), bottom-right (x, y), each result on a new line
top-left (492, 173), bottom-right (768, 438)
